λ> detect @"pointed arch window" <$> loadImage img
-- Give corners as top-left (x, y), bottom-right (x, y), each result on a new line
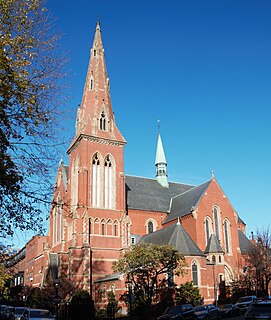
top-left (224, 219), bottom-right (231, 254)
top-left (104, 155), bottom-right (115, 209)
top-left (99, 111), bottom-right (106, 131)
top-left (54, 196), bottom-right (62, 244)
top-left (205, 217), bottom-right (212, 245)
top-left (101, 219), bottom-right (106, 235)
top-left (94, 218), bottom-right (99, 234)
top-left (71, 158), bottom-right (79, 210)
top-left (113, 220), bottom-right (118, 236)
top-left (192, 262), bottom-right (198, 286)
top-left (213, 206), bottom-right (220, 240)
top-left (148, 221), bottom-right (154, 234)
top-left (92, 153), bottom-right (101, 207)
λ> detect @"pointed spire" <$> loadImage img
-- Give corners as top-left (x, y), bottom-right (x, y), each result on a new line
top-left (70, 22), bottom-right (125, 149)
top-left (155, 124), bottom-right (168, 188)
top-left (204, 234), bottom-right (224, 254)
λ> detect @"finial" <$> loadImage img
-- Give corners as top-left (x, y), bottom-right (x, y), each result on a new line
top-left (59, 158), bottom-right (63, 166)
top-left (211, 170), bottom-right (215, 179)
top-left (157, 120), bottom-right (160, 134)
top-left (96, 16), bottom-right (101, 30)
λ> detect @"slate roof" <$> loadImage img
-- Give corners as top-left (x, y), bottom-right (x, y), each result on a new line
top-left (140, 222), bottom-right (205, 257)
top-left (164, 180), bottom-right (212, 223)
top-left (204, 234), bottom-right (224, 254)
top-left (125, 175), bottom-right (194, 213)
top-left (238, 229), bottom-right (252, 254)
top-left (94, 272), bottom-right (123, 284)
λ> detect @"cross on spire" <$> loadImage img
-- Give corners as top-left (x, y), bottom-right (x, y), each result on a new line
top-left (211, 170), bottom-right (215, 179)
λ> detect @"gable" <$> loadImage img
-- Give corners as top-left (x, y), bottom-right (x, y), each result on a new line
top-left (164, 180), bottom-right (212, 223)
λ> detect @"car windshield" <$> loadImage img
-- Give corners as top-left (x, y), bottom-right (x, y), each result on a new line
top-left (30, 310), bottom-right (53, 318)
top-left (194, 306), bottom-right (207, 311)
top-left (166, 307), bottom-right (182, 315)
top-left (222, 305), bottom-right (232, 309)
top-left (238, 297), bottom-right (253, 303)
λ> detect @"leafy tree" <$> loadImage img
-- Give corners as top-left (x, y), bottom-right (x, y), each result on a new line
top-left (113, 242), bottom-right (187, 316)
top-left (0, 261), bottom-right (11, 303)
top-left (176, 281), bottom-right (202, 306)
top-left (245, 227), bottom-right (271, 297)
top-left (24, 275), bottom-right (76, 311)
top-left (106, 291), bottom-right (118, 318)
top-left (70, 290), bottom-right (95, 320)
top-left (0, 0), bottom-right (66, 240)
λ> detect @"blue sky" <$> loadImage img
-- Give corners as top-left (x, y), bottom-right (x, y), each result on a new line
top-left (15, 0), bottom-right (271, 245)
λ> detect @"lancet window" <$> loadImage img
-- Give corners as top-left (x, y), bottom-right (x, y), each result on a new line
top-left (99, 111), bottom-right (106, 131)
top-left (104, 155), bottom-right (114, 209)
top-left (92, 153), bottom-right (101, 207)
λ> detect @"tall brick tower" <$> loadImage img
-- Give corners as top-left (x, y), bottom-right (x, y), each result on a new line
top-left (66, 22), bottom-right (127, 295)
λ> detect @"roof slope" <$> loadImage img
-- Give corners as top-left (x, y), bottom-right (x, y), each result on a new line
top-left (164, 180), bottom-right (212, 223)
top-left (238, 230), bottom-right (252, 253)
top-left (204, 234), bottom-right (224, 254)
top-left (140, 223), bottom-right (205, 257)
top-left (125, 175), bottom-right (194, 212)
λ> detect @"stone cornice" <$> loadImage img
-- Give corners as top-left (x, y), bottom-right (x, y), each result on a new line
top-left (67, 133), bottom-right (126, 154)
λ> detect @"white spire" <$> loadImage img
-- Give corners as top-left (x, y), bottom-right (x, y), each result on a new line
top-left (155, 125), bottom-right (168, 188)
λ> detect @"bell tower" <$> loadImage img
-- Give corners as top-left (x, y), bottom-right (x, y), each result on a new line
top-left (66, 22), bottom-right (127, 294)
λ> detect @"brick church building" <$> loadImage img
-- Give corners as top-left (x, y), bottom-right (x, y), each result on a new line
top-left (8, 22), bottom-right (251, 309)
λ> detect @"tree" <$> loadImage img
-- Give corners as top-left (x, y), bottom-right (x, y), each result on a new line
top-left (176, 281), bottom-right (202, 306)
top-left (0, 0), bottom-right (66, 240)
top-left (113, 242), bottom-right (187, 316)
top-left (70, 290), bottom-right (95, 320)
top-left (245, 227), bottom-right (271, 297)
top-left (0, 261), bottom-right (11, 303)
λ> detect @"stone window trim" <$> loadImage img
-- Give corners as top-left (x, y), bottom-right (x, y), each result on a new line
top-left (145, 218), bottom-right (158, 234)
top-left (191, 259), bottom-right (200, 287)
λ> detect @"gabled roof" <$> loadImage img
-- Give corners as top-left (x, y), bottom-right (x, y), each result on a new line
top-left (238, 229), bottom-right (252, 254)
top-left (140, 222), bottom-right (205, 257)
top-left (164, 180), bottom-right (212, 223)
top-left (125, 175), bottom-right (194, 213)
top-left (204, 234), bottom-right (224, 254)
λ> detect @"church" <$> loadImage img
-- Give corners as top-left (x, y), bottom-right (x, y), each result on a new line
top-left (8, 22), bottom-right (251, 308)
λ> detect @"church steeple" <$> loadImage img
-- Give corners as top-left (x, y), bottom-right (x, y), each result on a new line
top-left (155, 130), bottom-right (169, 188)
top-left (70, 22), bottom-right (125, 152)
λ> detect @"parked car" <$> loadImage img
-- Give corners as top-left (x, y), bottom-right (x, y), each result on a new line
top-left (220, 304), bottom-right (240, 317)
top-left (245, 302), bottom-right (271, 320)
top-left (9, 307), bottom-right (28, 320)
top-left (194, 305), bottom-right (209, 320)
top-left (7, 307), bottom-right (15, 320)
top-left (205, 305), bottom-right (221, 320)
top-left (20, 309), bottom-right (54, 320)
top-left (157, 304), bottom-right (195, 320)
top-left (0, 305), bottom-right (9, 320)
top-left (236, 296), bottom-right (257, 313)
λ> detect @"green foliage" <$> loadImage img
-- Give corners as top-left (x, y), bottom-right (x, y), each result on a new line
top-left (70, 290), bottom-right (95, 320)
top-left (176, 281), bottom-right (202, 306)
top-left (113, 242), bottom-right (187, 316)
top-left (0, 0), bottom-right (66, 239)
top-left (106, 291), bottom-right (118, 318)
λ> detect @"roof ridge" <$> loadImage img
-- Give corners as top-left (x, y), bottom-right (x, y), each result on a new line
top-left (170, 179), bottom-right (211, 200)
top-left (125, 174), bottom-right (195, 187)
